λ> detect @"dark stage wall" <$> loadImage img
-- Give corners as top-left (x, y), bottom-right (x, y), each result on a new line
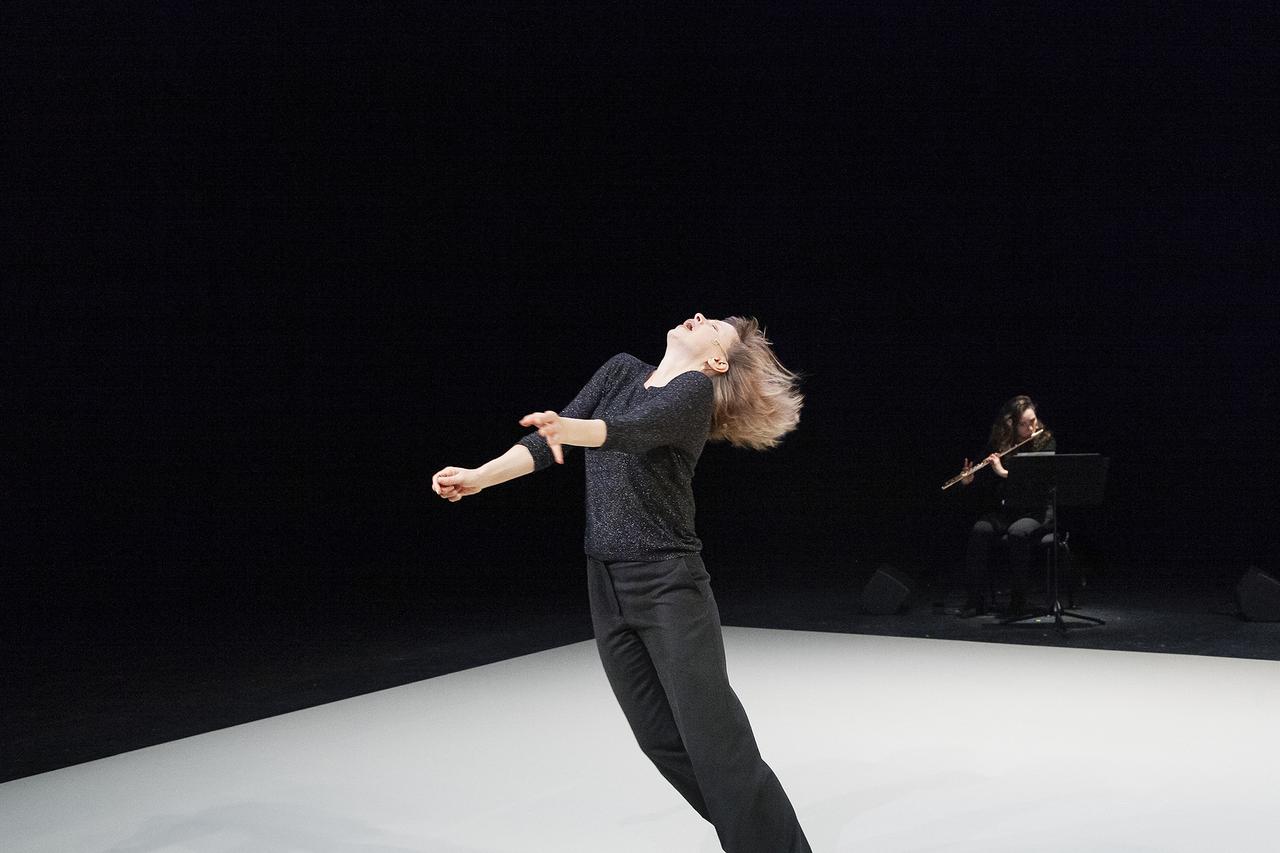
top-left (7, 4), bottom-right (1275, 639)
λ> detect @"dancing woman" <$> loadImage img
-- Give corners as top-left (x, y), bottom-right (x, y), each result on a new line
top-left (431, 313), bottom-right (811, 853)
top-left (958, 394), bottom-right (1057, 617)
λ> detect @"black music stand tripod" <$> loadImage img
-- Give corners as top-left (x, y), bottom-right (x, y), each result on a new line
top-left (998, 452), bottom-right (1109, 632)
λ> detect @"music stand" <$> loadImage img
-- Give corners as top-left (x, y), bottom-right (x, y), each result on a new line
top-left (998, 452), bottom-right (1109, 631)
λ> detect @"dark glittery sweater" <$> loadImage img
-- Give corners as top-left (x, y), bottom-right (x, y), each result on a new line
top-left (518, 353), bottom-right (713, 562)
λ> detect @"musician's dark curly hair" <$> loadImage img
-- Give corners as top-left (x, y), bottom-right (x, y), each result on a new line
top-left (989, 395), bottom-right (1054, 452)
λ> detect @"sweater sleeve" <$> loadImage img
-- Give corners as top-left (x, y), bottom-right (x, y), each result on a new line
top-left (518, 354), bottom-right (627, 471)
top-left (600, 371), bottom-right (713, 455)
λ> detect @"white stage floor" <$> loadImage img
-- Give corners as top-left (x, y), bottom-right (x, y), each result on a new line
top-left (4, 628), bottom-right (1278, 852)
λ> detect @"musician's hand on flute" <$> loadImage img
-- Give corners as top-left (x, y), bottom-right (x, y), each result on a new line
top-left (987, 453), bottom-right (1008, 479)
top-left (960, 458), bottom-right (975, 486)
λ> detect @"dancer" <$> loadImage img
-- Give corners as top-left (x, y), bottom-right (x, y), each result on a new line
top-left (957, 394), bottom-right (1057, 617)
top-left (432, 313), bottom-right (811, 853)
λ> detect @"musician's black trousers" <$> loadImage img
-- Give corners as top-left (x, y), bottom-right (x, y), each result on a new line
top-left (965, 512), bottom-right (1044, 602)
top-left (588, 554), bottom-right (811, 853)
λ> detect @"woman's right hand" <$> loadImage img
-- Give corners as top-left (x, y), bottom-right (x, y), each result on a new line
top-left (432, 466), bottom-right (484, 502)
top-left (960, 458), bottom-right (974, 486)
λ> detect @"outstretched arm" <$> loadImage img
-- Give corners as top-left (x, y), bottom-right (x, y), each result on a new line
top-left (431, 444), bottom-right (537, 503)
top-left (434, 353), bottom-right (625, 502)
top-left (433, 412), bottom-right (607, 503)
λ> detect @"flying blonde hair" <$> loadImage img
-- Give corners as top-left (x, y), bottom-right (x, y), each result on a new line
top-left (707, 316), bottom-right (803, 450)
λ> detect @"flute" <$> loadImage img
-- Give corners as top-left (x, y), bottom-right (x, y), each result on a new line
top-left (940, 429), bottom-right (1045, 490)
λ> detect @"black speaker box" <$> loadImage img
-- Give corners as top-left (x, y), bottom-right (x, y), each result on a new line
top-left (1236, 567), bottom-right (1280, 622)
top-left (859, 564), bottom-right (914, 615)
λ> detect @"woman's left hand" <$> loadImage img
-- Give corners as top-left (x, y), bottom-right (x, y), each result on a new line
top-left (987, 452), bottom-right (1008, 478)
top-left (520, 410), bottom-right (564, 464)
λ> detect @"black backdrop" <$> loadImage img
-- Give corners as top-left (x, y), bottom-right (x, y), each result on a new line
top-left (8, 4), bottom-right (1275, 642)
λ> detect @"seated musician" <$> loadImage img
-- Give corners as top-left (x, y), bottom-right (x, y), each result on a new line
top-left (957, 395), bottom-right (1056, 618)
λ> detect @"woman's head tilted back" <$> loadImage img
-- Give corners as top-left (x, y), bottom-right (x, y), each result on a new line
top-left (708, 316), bottom-right (803, 450)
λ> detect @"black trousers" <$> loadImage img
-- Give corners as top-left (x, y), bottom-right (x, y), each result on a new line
top-left (588, 554), bottom-right (811, 853)
top-left (965, 511), bottom-right (1046, 602)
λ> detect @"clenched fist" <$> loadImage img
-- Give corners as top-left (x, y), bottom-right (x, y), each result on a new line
top-left (432, 466), bottom-right (483, 502)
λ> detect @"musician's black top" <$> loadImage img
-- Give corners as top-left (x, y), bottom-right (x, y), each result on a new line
top-left (519, 353), bottom-right (713, 562)
top-left (972, 435), bottom-right (1058, 523)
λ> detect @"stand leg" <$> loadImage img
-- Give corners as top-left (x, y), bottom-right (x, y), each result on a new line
top-left (993, 489), bottom-right (1105, 631)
